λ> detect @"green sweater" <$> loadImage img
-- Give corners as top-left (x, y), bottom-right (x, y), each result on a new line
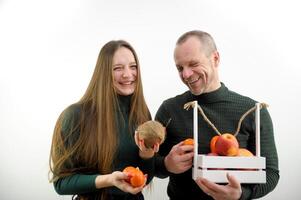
top-left (54, 95), bottom-right (154, 200)
top-left (155, 83), bottom-right (279, 200)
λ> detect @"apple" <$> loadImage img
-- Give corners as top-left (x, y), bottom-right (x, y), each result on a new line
top-left (215, 133), bottom-right (239, 156)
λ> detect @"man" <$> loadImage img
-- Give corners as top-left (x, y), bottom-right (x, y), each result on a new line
top-left (155, 30), bottom-right (279, 200)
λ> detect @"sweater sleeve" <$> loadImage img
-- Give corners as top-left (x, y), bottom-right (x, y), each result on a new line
top-left (138, 156), bottom-right (156, 184)
top-left (54, 174), bottom-right (99, 195)
top-left (54, 105), bottom-right (100, 195)
top-left (240, 108), bottom-right (280, 200)
top-left (154, 102), bottom-right (172, 178)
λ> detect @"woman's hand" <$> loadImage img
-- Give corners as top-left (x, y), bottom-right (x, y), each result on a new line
top-left (110, 171), bottom-right (145, 194)
top-left (134, 131), bottom-right (159, 159)
top-left (195, 173), bottom-right (242, 200)
top-left (95, 171), bottom-right (145, 195)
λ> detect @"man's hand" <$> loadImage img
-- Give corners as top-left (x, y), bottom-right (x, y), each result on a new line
top-left (195, 173), bottom-right (242, 200)
top-left (164, 141), bottom-right (194, 174)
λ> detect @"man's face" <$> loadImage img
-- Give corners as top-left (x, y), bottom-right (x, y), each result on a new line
top-left (174, 36), bottom-right (219, 95)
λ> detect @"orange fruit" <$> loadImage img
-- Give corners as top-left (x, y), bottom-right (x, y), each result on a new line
top-left (183, 138), bottom-right (194, 145)
top-left (130, 169), bottom-right (145, 187)
top-left (123, 166), bottom-right (145, 187)
top-left (210, 135), bottom-right (219, 153)
top-left (123, 166), bottom-right (137, 182)
top-left (237, 148), bottom-right (254, 157)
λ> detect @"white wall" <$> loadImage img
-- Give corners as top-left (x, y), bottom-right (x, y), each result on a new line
top-left (0, 0), bottom-right (300, 199)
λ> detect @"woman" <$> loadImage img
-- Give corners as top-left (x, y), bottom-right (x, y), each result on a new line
top-left (49, 40), bottom-right (155, 200)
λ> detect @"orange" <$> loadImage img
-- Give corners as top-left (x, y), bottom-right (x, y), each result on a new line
top-left (123, 166), bottom-right (146, 187)
top-left (183, 138), bottom-right (194, 145)
top-left (123, 166), bottom-right (137, 182)
top-left (237, 148), bottom-right (254, 157)
top-left (129, 169), bottom-right (145, 187)
top-left (210, 135), bottom-right (219, 153)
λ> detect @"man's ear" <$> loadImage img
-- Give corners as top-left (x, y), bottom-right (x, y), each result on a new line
top-left (212, 51), bottom-right (220, 68)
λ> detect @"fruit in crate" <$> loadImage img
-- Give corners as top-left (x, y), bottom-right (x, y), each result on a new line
top-left (123, 166), bottom-right (146, 187)
top-left (237, 148), bottom-right (254, 157)
top-left (207, 152), bottom-right (219, 156)
top-left (183, 138), bottom-right (194, 145)
top-left (210, 135), bottom-right (219, 153)
top-left (215, 133), bottom-right (239, 156)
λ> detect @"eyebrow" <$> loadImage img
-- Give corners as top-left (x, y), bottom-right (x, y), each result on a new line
top-left (129, 62), bottom-right (137, 65)
top-left (113, 62), bottom-right (137, 67)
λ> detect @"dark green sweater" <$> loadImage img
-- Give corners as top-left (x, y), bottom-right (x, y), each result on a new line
top-left (155, 83), bottom-right (279, 200)
top-left (54, 95), bottom-right (154, 200)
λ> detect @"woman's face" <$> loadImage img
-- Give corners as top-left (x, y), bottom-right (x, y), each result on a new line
top-left (112, 47), bottom-right (137, 96)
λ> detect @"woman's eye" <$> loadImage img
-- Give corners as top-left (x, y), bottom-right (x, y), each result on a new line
top-left (113, 67), bottom-right (122, 71)
top-left (130, 65), bottom-right (137, 69)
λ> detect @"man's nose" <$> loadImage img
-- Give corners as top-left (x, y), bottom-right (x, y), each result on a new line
top-left (182, 67), bottom-right (193, 80)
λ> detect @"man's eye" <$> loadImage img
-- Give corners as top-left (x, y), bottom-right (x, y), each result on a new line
top-left (130, 65), bottom-right (137, 69)
top-left (176, 66), bottom-right (183, 72)
top-left (191, 63), bottom-right (198, 67)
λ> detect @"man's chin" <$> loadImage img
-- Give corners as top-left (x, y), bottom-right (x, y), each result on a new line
top-left (190, 89), bottom-right (203, 96)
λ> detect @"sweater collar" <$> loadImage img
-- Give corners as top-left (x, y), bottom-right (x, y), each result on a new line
top-left (190, 82), bottom-right (228, 104)
top-left (117, 94), bottom-right (132, 112)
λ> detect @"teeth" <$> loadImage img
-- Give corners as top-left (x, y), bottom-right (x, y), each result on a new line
top-left (188, 77), bottom-right (200, 84)
top-left (121, 82), bottom-right (132, 85)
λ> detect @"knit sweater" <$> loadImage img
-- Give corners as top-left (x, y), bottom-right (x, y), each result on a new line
top-left (155, 83), bottom-right (279, 200)
top-left (53, 95), bottom-right (154, 200)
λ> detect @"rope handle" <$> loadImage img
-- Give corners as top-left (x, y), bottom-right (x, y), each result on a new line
top-left (184, 101), bottom-right (268, 136)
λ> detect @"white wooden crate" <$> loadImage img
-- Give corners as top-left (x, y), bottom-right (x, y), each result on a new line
top-left (192, 102), bottom-right (266, 183)
top-left (193, 155), bottom-right (266, 183)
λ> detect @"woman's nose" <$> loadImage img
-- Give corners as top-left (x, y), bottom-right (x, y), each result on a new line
top-left (122, 67), bottom-right (131, 78)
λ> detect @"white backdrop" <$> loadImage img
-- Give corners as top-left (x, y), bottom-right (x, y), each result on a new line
top-left (0, 0), bottom-right (300, 199)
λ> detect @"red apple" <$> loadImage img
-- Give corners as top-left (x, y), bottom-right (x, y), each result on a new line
top-left (215, 133), bottom-right (239, 156)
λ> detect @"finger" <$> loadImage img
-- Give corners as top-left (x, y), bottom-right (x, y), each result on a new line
top-left (227, 173), bottom-right (241, 188)
top-left (174, 145), bottom-right (186, 155)
top-left (197, 177), bottom-right (220, 194)
top-left (174, 141), bottom-right (185, 148)
top-left (130, 185), bottom-right (144, 194)
top-left (123, 183), bottom-right (143, 194)
top-left (178, 151), bottom-right (194, 162)
top-left (117, 171), bottom-right (128, 179)
top-left (195, 178), bottom-right (212, 195)
top-left (180, 145), bottom-right (194, 152)
top-left (121, 172), bottom-right (132, 181)
top-left (182, 163), bottom-right (193, 171)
